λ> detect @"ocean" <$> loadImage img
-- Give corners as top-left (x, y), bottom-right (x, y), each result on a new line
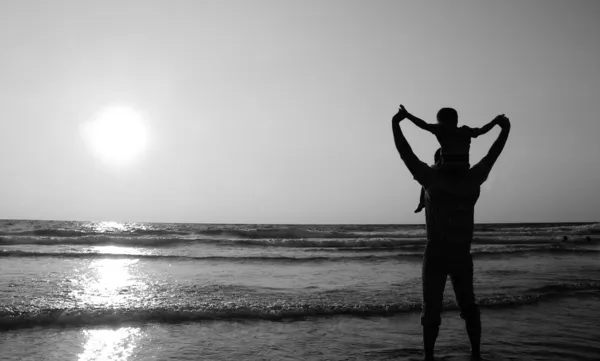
top-left (0, 220), bottom-right (599, 360)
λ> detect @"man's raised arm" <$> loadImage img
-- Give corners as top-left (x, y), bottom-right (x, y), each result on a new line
top-left (471, 116), bottom-right (511, 183)
top-left (392, 109), bottom-right (432, 186)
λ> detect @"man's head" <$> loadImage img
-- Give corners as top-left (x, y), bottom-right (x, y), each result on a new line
top-left (437, 108), bottom-right (458, 127)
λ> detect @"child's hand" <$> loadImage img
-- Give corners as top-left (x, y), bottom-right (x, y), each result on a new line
top-left (496, 114), bottom-right (510, 128)
top-left (399, 104), bottom-right (409, 116)
top-left (392, 106), bottom-right (407, 124)
top-left (493, 114), bottom-right (506, 124)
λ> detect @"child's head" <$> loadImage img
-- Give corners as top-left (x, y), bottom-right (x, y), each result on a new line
top-left (436, 108), bottom-right (458, 127)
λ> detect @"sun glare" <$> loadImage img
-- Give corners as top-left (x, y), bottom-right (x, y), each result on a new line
top-left (79, 327), bottom-right (142, 361)
top-left (83, 105), bottom-right (148, 164)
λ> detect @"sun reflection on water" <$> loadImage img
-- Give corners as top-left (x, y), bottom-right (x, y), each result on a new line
top-left (72, 258), bottom-right (144, 306)
top-left (94, 259), bottom-right (137, 290)
top-left (80, 221), bottom-right (153, 234)
top-left (79, 327), bottom-right (142, 361)
top-left (91, 245), bottom-right (148, 256)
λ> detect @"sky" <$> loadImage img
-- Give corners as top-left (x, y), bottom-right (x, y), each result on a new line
top-left (0, 0), bottom-right (599, 224)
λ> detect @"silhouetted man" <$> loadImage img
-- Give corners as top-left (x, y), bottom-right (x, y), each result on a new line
top-left (391, 106), bottom-right (511, 361)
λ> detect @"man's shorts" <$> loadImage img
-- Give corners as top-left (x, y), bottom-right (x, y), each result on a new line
top-left (420, 243), bottom-right (480, 327)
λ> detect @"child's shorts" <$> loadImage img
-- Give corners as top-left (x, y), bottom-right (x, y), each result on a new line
top-left (438, 161), bottom-right (470, 172)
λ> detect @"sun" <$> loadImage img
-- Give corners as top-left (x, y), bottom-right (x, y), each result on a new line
top-left (82, 105), bottom-right (148, 164)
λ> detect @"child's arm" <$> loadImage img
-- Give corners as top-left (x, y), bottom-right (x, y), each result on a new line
top-left (468, 114), bottom-right (503, 138)
top-left (400, 105), bottom-right (438, 134)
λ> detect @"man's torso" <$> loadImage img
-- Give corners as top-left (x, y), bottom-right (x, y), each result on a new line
top-left (423, 169), bottom-right (481, 251)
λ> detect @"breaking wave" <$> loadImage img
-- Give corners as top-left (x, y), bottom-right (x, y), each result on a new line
top-left (1, 282), bottom-right (598, 330)
top-left (1, 222), bottom-right (597, 241)
top-left (0, 246), bottom-right (598, 262)
top-left (1, 234), bottom-right (597, 249)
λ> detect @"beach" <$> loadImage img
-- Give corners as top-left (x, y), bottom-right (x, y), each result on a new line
top-left (1, 220), bottom-right (599, 360)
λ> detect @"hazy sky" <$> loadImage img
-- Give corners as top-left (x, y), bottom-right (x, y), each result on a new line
top-left (1, 0), bottom-right (599, 224)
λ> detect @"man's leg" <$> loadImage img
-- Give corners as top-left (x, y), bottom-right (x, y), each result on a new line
top-left (421, 251), bottom-right (448, 361)
top-left (449, 254), bottom-right (481, 360)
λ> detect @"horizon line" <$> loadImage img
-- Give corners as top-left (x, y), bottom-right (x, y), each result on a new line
top-left (0, 218), bottom-right (597, 226)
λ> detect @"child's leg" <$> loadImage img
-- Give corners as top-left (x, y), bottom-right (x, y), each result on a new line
top-left (415, 187), bottom-right (425, 213)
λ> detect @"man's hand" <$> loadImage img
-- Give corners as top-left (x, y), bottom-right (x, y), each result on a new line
top-left (392, 105), bottom-right (408, 125)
